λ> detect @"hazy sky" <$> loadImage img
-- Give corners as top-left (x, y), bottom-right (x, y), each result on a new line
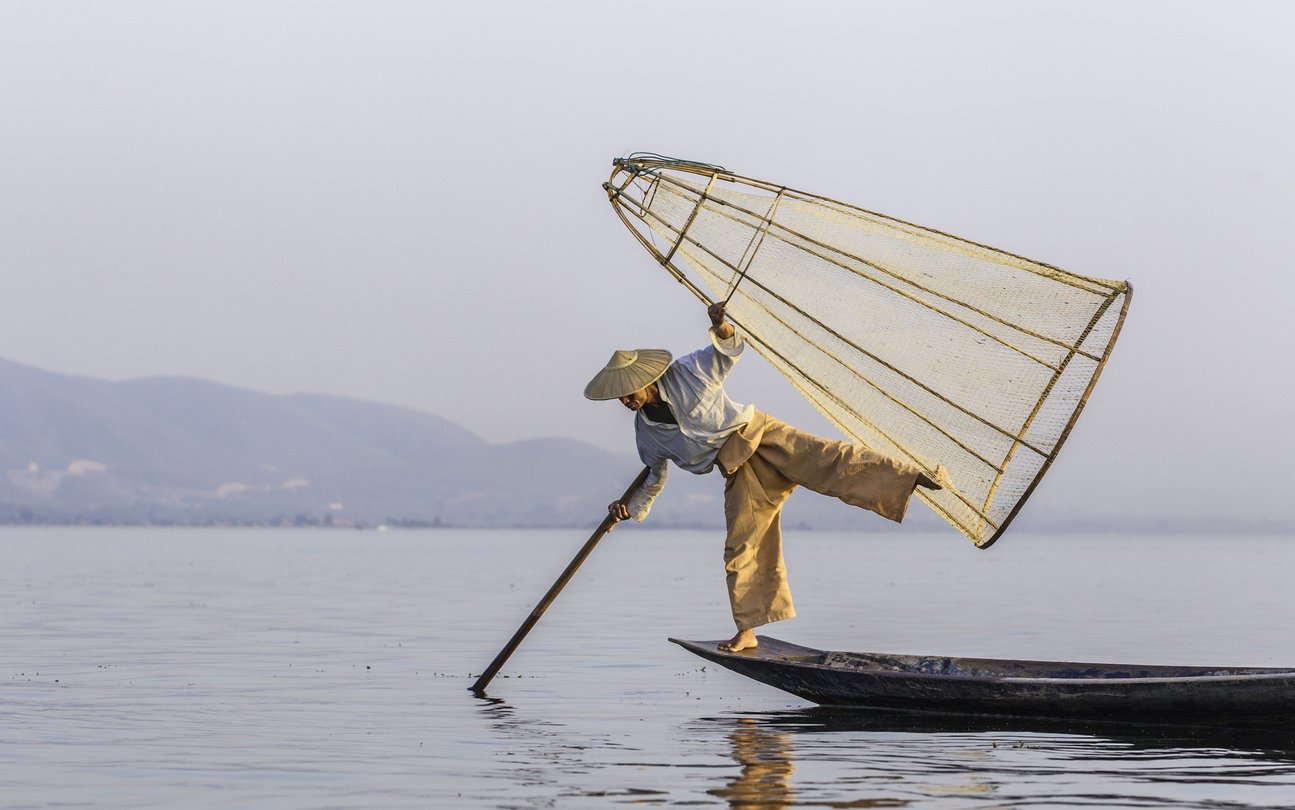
top-left (2, 1), bottom-right (1293, 527)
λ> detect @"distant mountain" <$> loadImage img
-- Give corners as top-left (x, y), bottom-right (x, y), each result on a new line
top-left (0, 355), bottom-right (934, 530)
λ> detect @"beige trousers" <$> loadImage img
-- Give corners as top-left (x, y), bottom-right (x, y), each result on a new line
top-left (716, 411), bottom-right (922, 631)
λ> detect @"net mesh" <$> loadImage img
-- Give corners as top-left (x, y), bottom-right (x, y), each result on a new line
top-left (605, 156), bottom-right (1131, 547)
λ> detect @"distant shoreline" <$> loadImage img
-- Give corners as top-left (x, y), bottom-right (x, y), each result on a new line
top-left (1, 518), bottom-right (1292, 536)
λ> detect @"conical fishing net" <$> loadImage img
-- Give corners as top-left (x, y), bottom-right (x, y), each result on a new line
top-left (604, 154), bottom-right (1131, 548)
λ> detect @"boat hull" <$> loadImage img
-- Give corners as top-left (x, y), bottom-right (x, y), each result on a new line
top-left (671, 636), bottom-right (1295, 729)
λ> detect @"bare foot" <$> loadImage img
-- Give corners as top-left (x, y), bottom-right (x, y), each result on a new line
top-left (916, 464), bottom-right (950, 491)
top-left (718, 629), bottom-right (758, 652)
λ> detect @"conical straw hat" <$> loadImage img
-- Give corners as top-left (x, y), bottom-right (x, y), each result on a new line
top-left (584, 348), bottom-right (673, 400)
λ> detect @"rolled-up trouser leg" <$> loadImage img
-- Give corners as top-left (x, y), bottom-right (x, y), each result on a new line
top-left (723, 452), bottom-right (798, 631)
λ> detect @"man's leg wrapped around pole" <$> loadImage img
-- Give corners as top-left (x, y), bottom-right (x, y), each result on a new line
top-left (722, 450), bottom-right (798, 631)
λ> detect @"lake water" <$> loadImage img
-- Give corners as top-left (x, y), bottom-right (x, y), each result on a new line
top-left (3, 525), bottom-right (1295, 808)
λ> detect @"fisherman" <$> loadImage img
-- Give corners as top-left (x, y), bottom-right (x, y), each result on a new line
top-left (585, 301), bottom-right (946, 652)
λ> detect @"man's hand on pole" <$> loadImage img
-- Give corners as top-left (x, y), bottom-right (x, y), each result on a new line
top-left (607, 500), bottom-right (629, 531)
top-left (708, 301), bottom-right (735, 340)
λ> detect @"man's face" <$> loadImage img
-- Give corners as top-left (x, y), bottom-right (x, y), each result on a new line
top-left (618, 384), bottom-right (655, 411)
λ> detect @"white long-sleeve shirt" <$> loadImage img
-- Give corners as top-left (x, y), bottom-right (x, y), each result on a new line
top-left (625, 329), bottom-right (755, 520)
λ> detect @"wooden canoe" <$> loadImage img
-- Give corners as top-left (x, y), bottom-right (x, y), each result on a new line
top-left (671, 636), bottom-right (1295, 729)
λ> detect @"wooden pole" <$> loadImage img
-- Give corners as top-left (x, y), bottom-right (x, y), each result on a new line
top-left (469, 466), bottom-right (651, 694)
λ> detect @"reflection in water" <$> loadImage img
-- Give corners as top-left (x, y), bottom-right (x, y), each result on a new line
top-left (472, 693), bottom-right (513, 720)
top-left (709, 719), bottom-right (796, 808)
top-left (467, 696), bottom-right (1295, 809)
top-left (691, 708), bottom-right (1295, 809)
top-left (767, 706), bottom-right (1295, 760)
top-left (468, 692), bottom-right (579, 800)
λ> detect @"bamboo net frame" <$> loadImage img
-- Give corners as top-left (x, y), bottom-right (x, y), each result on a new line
top-left (603, 154), bottom-right (1132, 548)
